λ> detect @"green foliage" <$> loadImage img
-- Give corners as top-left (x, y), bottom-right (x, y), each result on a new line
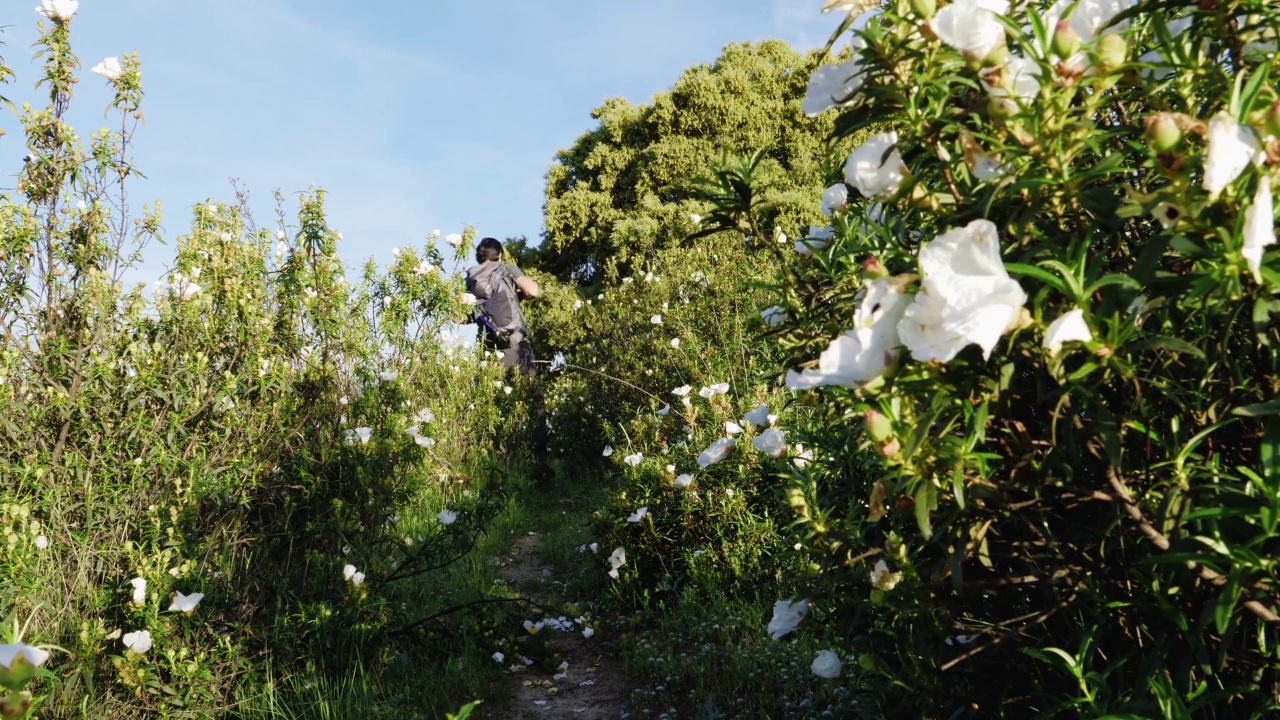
top-left (690, 1), bottom-right (1280, 717)
top-left (0, 16), bottom-right (522, 718)
top-left (537, 40), bottom-right (852, 284)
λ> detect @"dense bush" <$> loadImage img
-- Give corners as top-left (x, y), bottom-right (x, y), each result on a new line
top-left (0, 12), bottom-right (517, 717)
top-left (701, 0), bottom-right (1280, 716)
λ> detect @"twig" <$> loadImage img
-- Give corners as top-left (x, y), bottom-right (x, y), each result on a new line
top-left (1105, 465), bottom-right (1280, 624)
top-left (393, 596), bottom-right (548, 636)
top-left (940, 593), bottom-right (1077, 671)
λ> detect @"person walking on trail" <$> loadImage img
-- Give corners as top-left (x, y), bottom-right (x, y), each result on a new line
top-left (466, 237), bottom-right (540, 374)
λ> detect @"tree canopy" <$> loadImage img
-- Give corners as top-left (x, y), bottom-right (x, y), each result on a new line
top-left (535, 40), bottom-right (849, 284)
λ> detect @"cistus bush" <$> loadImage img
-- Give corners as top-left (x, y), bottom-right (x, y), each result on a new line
top-left (0, 8), bottom-right (512, 716)
top-left (529, 231), bottom-right (810, 605)
top-left (709, 0), bottom-right (1280, 717)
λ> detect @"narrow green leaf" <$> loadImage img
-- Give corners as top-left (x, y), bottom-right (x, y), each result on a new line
top-left (1232, 398), bottom-right (1280, 417)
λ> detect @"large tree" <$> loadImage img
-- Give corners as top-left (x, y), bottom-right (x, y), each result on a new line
top-left (536, 40), bottom-right (849, 284)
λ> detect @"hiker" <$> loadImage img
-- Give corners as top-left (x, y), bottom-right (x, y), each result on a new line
top-left (466, 237), bottom-right (540, 374)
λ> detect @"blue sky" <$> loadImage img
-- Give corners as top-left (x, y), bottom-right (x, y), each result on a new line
top-left (2, 1), bottom-right (837, 281)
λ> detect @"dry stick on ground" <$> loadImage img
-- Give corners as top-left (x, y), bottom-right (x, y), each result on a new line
top-left (1104, 465), bottom-right (1280, 624)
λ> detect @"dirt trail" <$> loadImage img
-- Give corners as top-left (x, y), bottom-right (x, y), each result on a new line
top-left (477, 533), bottom-right (631, 720)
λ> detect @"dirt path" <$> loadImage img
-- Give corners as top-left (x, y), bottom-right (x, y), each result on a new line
top-left (478, 533), bottom-right (631, 720)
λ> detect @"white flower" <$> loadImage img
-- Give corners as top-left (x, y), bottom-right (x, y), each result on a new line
top-left (0, 643), bottom-right (49, 670)
top-left (1204, 112), bottom-right (1263, 196)
top-left (91, 57), bottom-right (124, 81)
top-left (674, 474), bottom-right (694, 488)
top-left (523, 620), bottom-right (545, 635)
top-left (437, 509), bottom-right (458, 525)
top-left (379, 371), bottom-right (398, 382)
top-left (811, 650), bottom-right (843, 679)
top-left (589, 543), bottom-right (599, 553)
top-left (122, 630), bottom-right (152, 654)
top-left (932, 0), bottom-right (1008, 59)
top-left (786, 278), bottom-right (911, 389)
top-left (444, 233), bottom-right (463, 247)
top-left (752, 428), bottom-right (787, 458)
top-left (353, 427), bottom-right (373, 444)
top-left (35, 0), bottom-right (78, 22)
top-left (130, 577), bottom-right (147, 606)
top-left (623, 453), bottom-right (643, 467)
top-left (493, 651), bottom-right (505, 663)
top-left (391, 247), bottom-right (401, 258)
top-left (1243, 174), bottom-right (1275, 283)
top-left (34, 535), bottom-right (48, 550)
top-left (1042, 308), bottom-right (1093, 356)
top-left (698, 386), bottom-right (715, 399)
top-left (650, 314), bottom-right (663, 325)
top-left (767, 599), bottom-right (808, 640)
top-left (351, 571), bottom-right (365, 586)
top-left (582, 627), bottom-right (595, 639)
top-left (744, 405), bottom-right (771, 428)
top-left (710, 383), bottom-right (730, 395)
top-left (760, 306), bottom-right (786, 328)
top-left (168, 591), bottom-right (204, 613)
top-left (416, 260), bottom-right (436, 276)
top-left (802, 51), bottom-right (867, 117)
top-left (845, 131), bottom-right (907, 198)
top-left (795, 226), bottom-right (834, 256)
top-left (898, 219), bottom-right (1028, 363)
top-left (602, 445), bottom-right (614, 457)
top-left (656, 405), bottom-right (671, 416)
top-left (413, 408), bottom-right (434, 424)
top-left (344, 564), bottom-right (357, 581)
top-left (460, 292), bottom-right (478, 307)
top-left (792, 444), bottom-right (815, 469)
top-left (607, 547), bottom-right (626, 579)
top-left (821, 183), bottom-right (849, 218)
top-left (550, 351), bottom-right (568, 372)
top-left (627, 507), bottom-right (649, 523)
top-left (573, 300), bottom-right (583, 311)
top-left (690, 213), bottom-right (702, 224)
top-left (870, 559), bottom-right (902, 591)
top-left (983, 55), bottom-right (1041, 113)
top-left (725, 421), bottom-right (744, 435)
top-left (697, 438), bottom-right (734, 468)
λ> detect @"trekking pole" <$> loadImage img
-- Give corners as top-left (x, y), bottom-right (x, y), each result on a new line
top-left (531, 360), bottom-right (670, 407)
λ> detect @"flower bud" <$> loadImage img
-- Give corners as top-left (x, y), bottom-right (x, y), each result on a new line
top-left (1145, 113), bottom-right (1183, 152)
top-left (861, 256), bottom-right (888, 279)
top-left (877, 438), bottom-right (902, 459)
top-left (787, 487), bottom-right (809, 517)
top-left (1267, 99), bottom-right (1280, 140)
top-left (864, 409), bottom-right (893, 442)
top-left (1051, 20), bottom-right (1081, 59)
top-left (910, 0), bottom-right (936, 19)
top-left (1094, 33), bottom-right (1128, 74)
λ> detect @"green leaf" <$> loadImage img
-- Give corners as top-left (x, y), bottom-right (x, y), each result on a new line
top-left (915, 481), bottom-right (935, 540)
top-left (1238, 59), bottom-right (1273, 123)
top-left (1085, 273), bottom-right (1142, 295)
top-left (1213, 568), bottom-right (1242, 636)
top-left (1005, 263), bottom-right (1068, 294)
top-left (1130, 336), bottom-right (1207, 360)
top-left (1263, 417), bottom-right (1280, 487)
top-left (1232, 398), bottom-right (1280, 417)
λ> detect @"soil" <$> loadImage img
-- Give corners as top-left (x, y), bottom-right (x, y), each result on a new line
top-left (476, 533), bottom-right (631, 720)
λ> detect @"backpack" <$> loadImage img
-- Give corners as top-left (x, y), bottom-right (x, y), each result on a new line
top-left (466, 262), bottom-right (527, 341)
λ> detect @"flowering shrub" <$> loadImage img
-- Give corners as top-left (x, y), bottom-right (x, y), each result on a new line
top-left (524, 231), bottom-right (818, 608)
top-left (0, 12), bottom-right (515, 715)
top-left (701, 0), bottom-right (1280, 716)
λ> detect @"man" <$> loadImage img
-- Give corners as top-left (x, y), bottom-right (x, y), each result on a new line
top-left (465, 237), bottom-right (540, 374)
